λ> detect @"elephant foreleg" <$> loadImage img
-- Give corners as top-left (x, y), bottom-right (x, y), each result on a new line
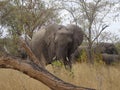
top-left (63, 57), bottom-right (72, 71)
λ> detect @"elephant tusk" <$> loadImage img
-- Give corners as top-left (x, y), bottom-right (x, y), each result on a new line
top-left (66, 57), bottom-right (69, 61)
top-left (53, 56), bottom-right (56, 60)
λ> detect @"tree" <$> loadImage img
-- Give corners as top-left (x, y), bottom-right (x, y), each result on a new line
top-left (55, 0), bottom-right (117, 63)
top-left (0, 0), bottom-right (60, 38)
top-left (97, 31), bottom-right (120, 43)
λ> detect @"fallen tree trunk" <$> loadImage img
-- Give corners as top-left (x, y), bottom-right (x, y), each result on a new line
top-left (0, 57), bottom-right (95, 90)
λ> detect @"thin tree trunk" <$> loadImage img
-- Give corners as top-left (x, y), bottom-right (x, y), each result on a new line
top-left (88, 39), bottom-right (94, 64)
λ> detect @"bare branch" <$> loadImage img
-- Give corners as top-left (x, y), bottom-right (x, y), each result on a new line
top-left (92, 24), bottom-right (109, 43)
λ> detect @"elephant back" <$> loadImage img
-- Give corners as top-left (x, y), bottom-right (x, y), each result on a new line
top-left (31, 29), bottom-right (46, 47)
top-left (45, 24), bottom-right (63, 36)
top-left (31, 29), bottom-right (46, 62)
top-left (102, 53), bottom-right (120, 64)
top-left (95, 42), bottom-right (118, 54)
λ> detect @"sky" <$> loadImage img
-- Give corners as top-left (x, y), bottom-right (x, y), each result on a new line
top-left (106, 22), bottom-right (120, 37)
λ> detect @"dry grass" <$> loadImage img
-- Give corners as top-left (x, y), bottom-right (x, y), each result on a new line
top-left (0, 63), bottom-right (120, 90)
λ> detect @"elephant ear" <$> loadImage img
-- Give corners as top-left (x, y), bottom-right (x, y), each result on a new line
top-left (67, 24), bottom-right (84, 53)
top-left (44, 24), bottom-right (66, 60)
top-left (44, 24), bottom-right (65, 46)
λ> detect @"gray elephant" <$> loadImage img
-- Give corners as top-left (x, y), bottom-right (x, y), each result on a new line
top-left (94, 42), bottom-right (118, 54)
top-left (71, 44), bottom-right (119, 64)
top-left (72, 46), bottom-right (120, 65)
top-left (31, 24), bottom-right (84, 69)
top-left (102, 53), bottom-right (120, 65)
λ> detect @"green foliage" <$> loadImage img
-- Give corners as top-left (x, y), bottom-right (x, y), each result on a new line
top-left (115, 42), bottom-right (120, 54)
top-left (0, 37), bottom-right (20, 56)
top-left (75, 49), bottom-right (106, 65)
top-left (76, 49), bottom-right (88, 63)
top-left (8, 40), bottom-right (18, 55)
top-left (80, 49), bottom-right (88, 62)
top-left (52, 60), bottom-right (64, 67)
top-left (0, 38), bottom-right (5, 56)
top-left (0, 0), bottom-right (60, 38)
top-left (93, 53), bottom-right (105, 65)
top-left (51, 60), bottom-right (74, 78)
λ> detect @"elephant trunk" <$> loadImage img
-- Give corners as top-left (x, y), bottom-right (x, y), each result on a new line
top-left (55, 47), bottom-right (72, 70)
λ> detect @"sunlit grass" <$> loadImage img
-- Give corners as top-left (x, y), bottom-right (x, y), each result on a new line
top-left (0, 63), bottom-right (120, 90)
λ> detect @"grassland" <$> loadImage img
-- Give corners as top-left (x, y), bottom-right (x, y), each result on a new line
top-left (0, 63), bottom-right (120, 90)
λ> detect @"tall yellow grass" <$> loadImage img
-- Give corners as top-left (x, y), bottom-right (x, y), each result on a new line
top-left (0, 63), bottom-right (120, 90)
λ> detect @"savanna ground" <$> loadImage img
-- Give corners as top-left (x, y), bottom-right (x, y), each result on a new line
top-left (0, 62), bottom-right (120, 90)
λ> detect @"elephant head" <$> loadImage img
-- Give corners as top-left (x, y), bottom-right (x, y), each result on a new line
top-left (95, 42), bottom-right (118, 54)
top-left (54, 24), bottom-right (84, 69)
top-left (66, 24), bottom-right (84, 54)
top-left (54, 27), bottom-right (73, 69)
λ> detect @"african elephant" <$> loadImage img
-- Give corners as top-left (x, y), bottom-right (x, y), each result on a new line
top-left (94, 42), bottom-right (118, 54)
top-left (102, 53), bottom-right (120, 65)
top-left (31, 24), bottom-right (84, 69)
top-left (71, 44), bottom-right (119, 64)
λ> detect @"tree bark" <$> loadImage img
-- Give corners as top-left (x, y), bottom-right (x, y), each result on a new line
top-left (0, 56), bottom-right (95, 90)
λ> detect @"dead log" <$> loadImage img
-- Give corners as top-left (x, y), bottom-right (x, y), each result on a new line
top-left (0, 57), bottom-right (95, 90)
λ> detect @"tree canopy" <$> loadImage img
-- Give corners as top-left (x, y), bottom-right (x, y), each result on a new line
top-left (0, 0), bottom-right (60, 38)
